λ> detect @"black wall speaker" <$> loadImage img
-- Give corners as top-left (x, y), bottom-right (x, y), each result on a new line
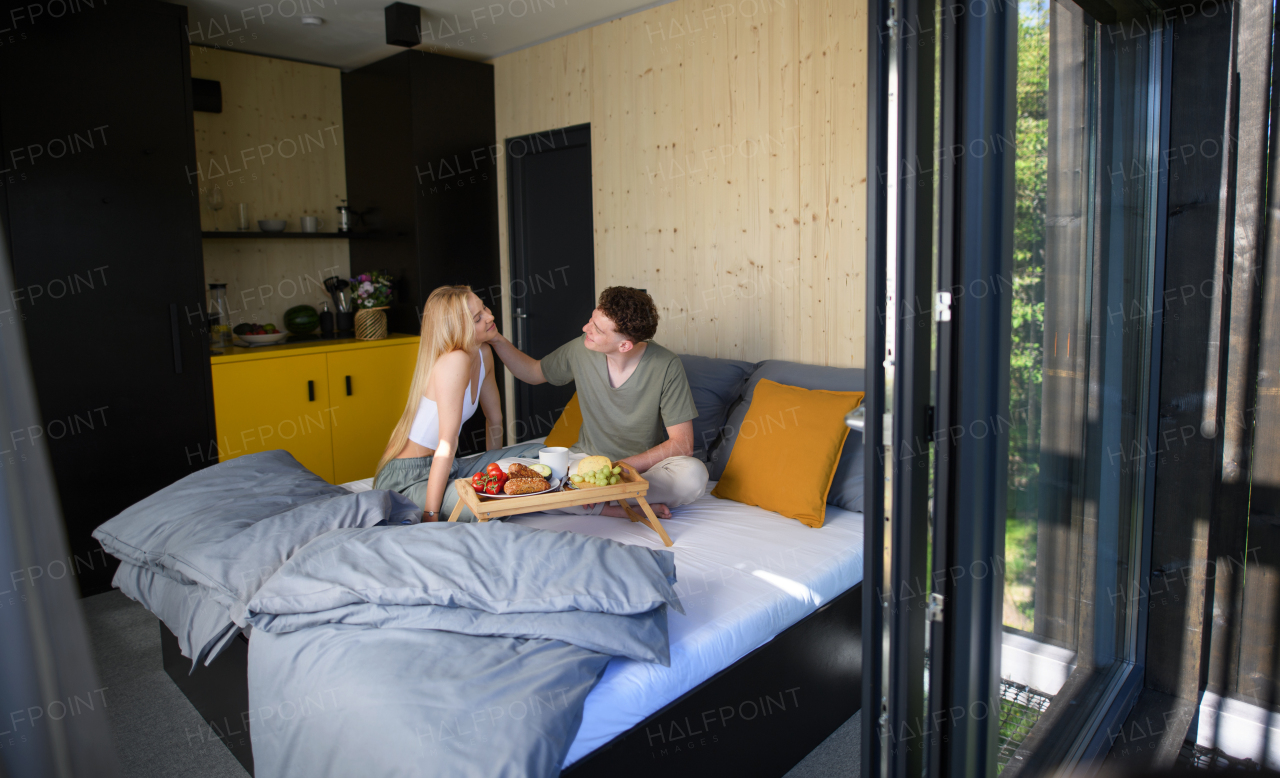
top-left (384, 2), bottom-right (421, 47)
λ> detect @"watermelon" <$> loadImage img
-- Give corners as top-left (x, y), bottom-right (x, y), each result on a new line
top-left (284, 305), bottom-right (320, 334)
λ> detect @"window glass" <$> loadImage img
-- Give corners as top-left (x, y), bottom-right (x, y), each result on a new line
top-left (999, 1), bottom-right (1164, 770)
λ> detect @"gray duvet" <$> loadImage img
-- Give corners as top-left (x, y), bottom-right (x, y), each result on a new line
top-left (244, 522), bottom-right (680, 778)
top-left (94, 451), bottom-right (680, 776)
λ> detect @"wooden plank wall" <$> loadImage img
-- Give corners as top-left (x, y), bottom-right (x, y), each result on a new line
top-left (493, 0), bottom-right (866, 378)
top-left (191, 47), bottom-right (351, 328)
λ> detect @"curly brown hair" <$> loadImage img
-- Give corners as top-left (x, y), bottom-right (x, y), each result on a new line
top-left (597, 286), bottom-right (659, 343)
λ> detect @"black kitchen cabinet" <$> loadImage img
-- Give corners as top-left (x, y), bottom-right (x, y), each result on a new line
top-left (342, 51), bottom-right (502, 455)
top-left (0, 0), bottom-right (214, 596)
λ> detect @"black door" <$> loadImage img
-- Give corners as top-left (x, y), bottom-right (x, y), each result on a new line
top-left (506, 124), bottom-right (595, 441)
top-left (0, 0), bottom-right (213, 596)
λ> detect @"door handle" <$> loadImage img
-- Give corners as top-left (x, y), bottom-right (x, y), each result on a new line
top-left (308, 380), bottom-right (315, 402)
top-left (345, 375), bottom-right (352, 396)
top-left (514, 307), bottom-right (527, 350)
top-left (169, 303), bottom-right (183, 374)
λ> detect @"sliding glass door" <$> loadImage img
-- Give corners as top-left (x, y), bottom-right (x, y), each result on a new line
top-left (865, 0), bottom-right (1171, 773)
top-left (997, 2), bottom-right (1167, 772)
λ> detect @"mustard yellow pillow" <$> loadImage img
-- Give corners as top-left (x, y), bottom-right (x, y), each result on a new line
top-left (544, 393), bottom-right (582, 448)
top-left (711, 379), bottom-right (864, 527)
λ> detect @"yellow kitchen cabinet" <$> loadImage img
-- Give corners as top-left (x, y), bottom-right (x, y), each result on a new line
top-left (327, 343), bottom-right (418, 484)
top-left (210, 334), bottom-right (419, 484)
top-left (211, 353), bottom-right (335, 482)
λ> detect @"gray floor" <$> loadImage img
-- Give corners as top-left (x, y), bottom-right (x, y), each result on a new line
top-left (783, 710), bottom-right (862, 778)
top-left (83, 590), bottom-right (858, 777)
top-left (84, 591), bottom-right (249, 778)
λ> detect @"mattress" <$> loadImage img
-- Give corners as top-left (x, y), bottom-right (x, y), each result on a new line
top-left (342, 478), bottom-right (864, 767)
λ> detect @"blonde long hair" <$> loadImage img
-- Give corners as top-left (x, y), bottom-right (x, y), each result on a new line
top-left (376, 285), bottom-right (479, 477)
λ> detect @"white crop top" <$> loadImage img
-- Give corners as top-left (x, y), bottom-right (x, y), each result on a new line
top-left (408, 351), bottom-right (484, 450)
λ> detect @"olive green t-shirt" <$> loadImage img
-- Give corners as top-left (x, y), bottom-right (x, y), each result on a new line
top-left (540, 336), bottom-right (698, 462)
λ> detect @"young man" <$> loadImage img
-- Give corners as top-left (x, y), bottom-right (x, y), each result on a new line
top-left (490, 286), bottom-right (709, 519)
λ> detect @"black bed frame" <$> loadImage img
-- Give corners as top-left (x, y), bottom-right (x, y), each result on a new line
top-left (160, 583), bottom-right (862, 776)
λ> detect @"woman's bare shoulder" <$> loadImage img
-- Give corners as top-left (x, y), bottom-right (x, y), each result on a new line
top-left (480, 342), bottom-right (495, 368)
top-left (434, 349), bottom-right (472, 377)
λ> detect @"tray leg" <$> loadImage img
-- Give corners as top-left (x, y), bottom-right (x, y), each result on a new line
top-left (635, 496), bottom-right (674, 547)
top-left (448, 480), bottom-right (472, 522)
top-left (619, 500), bottom-right (642, 523)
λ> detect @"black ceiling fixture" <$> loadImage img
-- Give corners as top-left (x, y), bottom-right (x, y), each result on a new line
top-left (384, 2), bottom-right (421, 47)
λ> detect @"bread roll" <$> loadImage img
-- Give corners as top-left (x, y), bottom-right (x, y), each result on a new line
top-left (503, 477), bottom-right (550, 495)
top-left (507, 462), bottom-right (541, 479)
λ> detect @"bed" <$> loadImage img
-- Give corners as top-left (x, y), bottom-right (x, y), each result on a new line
top-left (127, 354), bottom-right (867, 776)
top-left (156, 477), bottom-right (864, 776)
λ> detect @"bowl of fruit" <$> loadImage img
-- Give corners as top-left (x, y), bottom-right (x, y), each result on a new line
top-left (233, 322), bottom-right (288, 345)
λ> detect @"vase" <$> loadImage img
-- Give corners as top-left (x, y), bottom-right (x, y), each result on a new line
top-left (354, 307), bottom-right (389, 340)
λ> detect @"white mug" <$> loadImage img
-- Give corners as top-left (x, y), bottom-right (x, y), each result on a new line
top-left (538, 447), bottom-right (569, 483)
top-left (300, 215), bottom-right (326, 233)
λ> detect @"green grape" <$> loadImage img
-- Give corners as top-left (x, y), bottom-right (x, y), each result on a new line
top-left (611, 466), bottom-right (622, 475)
top-left (609, 475), bottom-right (620, 485)
top-left (570, 474), bottom-right (584, 483)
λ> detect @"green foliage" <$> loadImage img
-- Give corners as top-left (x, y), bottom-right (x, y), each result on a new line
top-left (1010, 0), bottom-right (1047, 497)
top-left (1004, 0), bottom-right (1049, 630)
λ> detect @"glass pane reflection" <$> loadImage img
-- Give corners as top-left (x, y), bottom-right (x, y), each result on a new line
top-left (999, 0), bottom-right (1163, 770)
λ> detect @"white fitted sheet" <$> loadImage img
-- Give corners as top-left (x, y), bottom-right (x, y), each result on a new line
top-left (342, 478), bottom-right (864, 766)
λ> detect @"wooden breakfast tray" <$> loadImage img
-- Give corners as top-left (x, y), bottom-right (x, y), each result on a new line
top-left (447, 461), bottom-right (673, 546)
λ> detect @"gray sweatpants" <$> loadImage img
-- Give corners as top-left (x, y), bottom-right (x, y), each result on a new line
top-left (372, 442), bottom-right (545, 522)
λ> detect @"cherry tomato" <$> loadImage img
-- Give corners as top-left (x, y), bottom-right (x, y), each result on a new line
top-left (485, 463), bottom-right (504, 479)
top-left (484, 479), bottom-right (503, 495)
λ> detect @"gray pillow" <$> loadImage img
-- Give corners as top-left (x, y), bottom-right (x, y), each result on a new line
top-left (678, 354), bottom-right (758, 461)
top-left (707, 360), bottom-right (866, 513)
top-left (93, 450), bottom-right (421, 625)
top-left (93, 450), bottom-right (350, 575)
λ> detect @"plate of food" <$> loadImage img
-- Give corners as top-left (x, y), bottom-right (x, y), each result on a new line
top-left (232, 323), bottom-right (288, 345)
top-left (470, 459), bottom-right (561, 498)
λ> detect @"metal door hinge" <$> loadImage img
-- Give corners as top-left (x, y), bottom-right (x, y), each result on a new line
top-left (934, 291), bottom-right (952, 322)
top-left (925, 405), bottom-right (936, 442)
top-left (926, 592), bottom-right (945, 622)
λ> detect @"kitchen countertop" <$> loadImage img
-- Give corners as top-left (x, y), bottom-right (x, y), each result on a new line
top-left (210, 332), bottom-right (419, 365)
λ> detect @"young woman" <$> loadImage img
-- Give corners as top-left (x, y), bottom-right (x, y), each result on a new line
top-left (373, 286), bottom-right (509, 521)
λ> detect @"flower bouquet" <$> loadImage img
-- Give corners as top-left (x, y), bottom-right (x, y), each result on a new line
top-left (350, 271), bottom-right (393, 340)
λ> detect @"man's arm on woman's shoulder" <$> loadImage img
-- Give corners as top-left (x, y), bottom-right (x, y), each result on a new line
top-left (489, 332), bottom-right (546, 385)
